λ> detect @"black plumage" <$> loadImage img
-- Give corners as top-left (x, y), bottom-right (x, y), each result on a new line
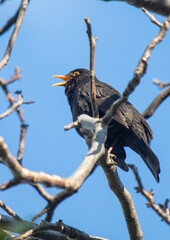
top-left (53, 68), bottom-right (160, 182)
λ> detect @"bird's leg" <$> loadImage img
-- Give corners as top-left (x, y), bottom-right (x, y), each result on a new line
top-left (107, 137), bottom-right (119, 166)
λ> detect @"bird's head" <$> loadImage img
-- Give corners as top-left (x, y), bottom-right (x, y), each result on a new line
top-left (52, 68), bottom-right (90, 87)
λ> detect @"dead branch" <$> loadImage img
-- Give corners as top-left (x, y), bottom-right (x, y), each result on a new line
top-left (30, 183), bottom-right (53, 202)
top-left (0, 7), bottom-right (20, 35)
top-left (0, 214), bottom-right (107, 240)
top-left (0, 214), bottom-right (64, 240)
top-left (153, 78), bottom-right (170, 89)
top-left (13, 219), bottom-right (108, 240)
top-left (141, 8), bottom-right (163, 27)
top-left (103, 14), bottom-right (170, 124)
top-left (99, 156), bottom-right (143, 240)
top-left (142, 86), bottom-right (170, 119)
top-left (0, 10), bottom-right (169, 240)
top-left (0, 0), bottom-right (29, 70)
top-left (104, 14), bottom-right (170, 123)
top-left (0, 68), bottom-right (25, 122)
top-left (103, 0), bottom-right (170, 16)
top-left (0, 94), bottom-right (34, 120)
top-left (32, 189), bottom-right (76, 222)
top-left (84, 17), bottom-right (99, 118)
top-left (0, 115), bottom-right (106, 190)
top-left (129, 165), bottom-right (170, 225)
top-left (0, 200), bottom-right (22, 221)
top-left (17, 124), bottom-right (28, 163)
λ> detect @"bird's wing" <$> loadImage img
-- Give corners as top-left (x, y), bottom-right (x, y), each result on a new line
top-left (81, 82), bottom-right (129, 129)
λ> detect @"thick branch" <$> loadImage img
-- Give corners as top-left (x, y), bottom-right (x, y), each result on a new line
top-left (0, 215), bottom-right (107, 240)
top-left (0, 115), bottom-right (106, 190)
top-left (0, 0), bottom-right (29, 70)
top-left (0, 215), bottom-right (66, 240)
top-left (99, 155), bottom-right (143, 240)
top-left (103, 0), bottom-right (170, 16)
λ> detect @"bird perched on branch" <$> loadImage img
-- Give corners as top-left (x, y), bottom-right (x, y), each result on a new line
top-left (52, 68), bottom-right (160, 182)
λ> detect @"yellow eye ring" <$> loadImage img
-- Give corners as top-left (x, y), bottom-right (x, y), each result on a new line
top-left (73, 71), bottom-right (80, 76)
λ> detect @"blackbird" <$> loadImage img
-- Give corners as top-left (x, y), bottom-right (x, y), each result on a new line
top-left (52, 68), bottom-right (160, 182)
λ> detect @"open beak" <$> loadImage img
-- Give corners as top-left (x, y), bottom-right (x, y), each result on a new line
top-left (52, 75), bottom-right (72, 86)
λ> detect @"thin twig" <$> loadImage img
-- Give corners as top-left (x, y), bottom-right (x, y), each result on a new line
top-left (32, 189), bottom-right (74, 222)
top-left (0, 69), bottom-right (25, 122)
top-left (84, 17), bottom-right (99, 118)
top-left (0, 96), bottom-right (35, 120)
top-left (142, 86), bottom-right (170, 119)
top-left (0, 0), bottom-right (29, 70)
top-left (45, 189), bottom-right (75, 222)
top-left (129, 165), bottom-right (170, 225)
top-left (64, 120), bottom-right (79, 130)
top-left (142, 7), bottom-right (163, 28)
top-left (0, 7), bottom-right (20, 35)
top-left (103, 14), bottom-right (170, 125)
top-left (0, 229), bottom-right (15, 238)
top-left (5, 67), bottom-right (21, 85)
top-left (0, 200), bottom-right (22, 221)
top-left (17, 124), bottom-right (28, 163)
top-left (0, 178), bottom-right (21, 191)
top-left (0, 99), bottom-right (23, 120)
top-left (153, 78), bottom-right (170, 89)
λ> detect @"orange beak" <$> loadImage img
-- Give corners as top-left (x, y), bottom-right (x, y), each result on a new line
top-left (52, 75), bottom-right (72, 86)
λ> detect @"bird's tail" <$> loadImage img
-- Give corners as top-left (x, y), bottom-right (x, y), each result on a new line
top-left (131, 139), bottom-right (160, 182)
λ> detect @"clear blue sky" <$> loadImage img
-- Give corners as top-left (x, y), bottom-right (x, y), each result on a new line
top-left (0, 0), bottom-right (170, 239)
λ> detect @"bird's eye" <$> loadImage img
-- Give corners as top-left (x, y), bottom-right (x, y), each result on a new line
top-left (73, 71), bottom-right (80, 76)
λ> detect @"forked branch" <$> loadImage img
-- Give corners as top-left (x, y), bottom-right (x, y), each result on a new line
top-left (0, 0), bottom-right (29, 70)
top-left (129, 165), bottom-right (170, 225)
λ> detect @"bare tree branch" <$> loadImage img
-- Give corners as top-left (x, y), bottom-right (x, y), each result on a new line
top-left (0, 7), bottom-right (20, 35)
top-left (142, 86), bottom-right (170, 119)
top-left (99, 156), bottom-right (143, 240)
top-left (103, 14), bottom-right (170, 124)
top-left (0, 68), bottom-right (25, 122)
top-left (13, 219), bottom-right (108, 240)
top-left (0, 115), bottom-right (106, 190)
top-left (102, 0), bottom-right (170, 16)
top-left (0, 10), bottom-right (169, 240)
top-left (0, 0), bottom-right (29, 70)
top-left (153, 78), bottom-right (170, 89)
top-left (0, 200), bottom-right (22, 221)
top-left (32, 189), bottom-right (76, 222)
top-left (84, 17), bottom-right (99, 118)
top-left (0, 94), bottom-right (34, 120)
top-left (141, 8), bottom-right (163, 27)
top-left (0, 214), bottom-right (65, 240)
top-left (0, 214), bottom-right (107, 240)
top-left (129, 165), bottom-right (170, 225)
top-left (17, 124), bottom-right (28, 163)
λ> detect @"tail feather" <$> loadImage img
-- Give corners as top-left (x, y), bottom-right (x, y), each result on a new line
top-left (141, 144), bottom-right (160, 182)
top-left (131, 139), bottom-right (160, 182)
